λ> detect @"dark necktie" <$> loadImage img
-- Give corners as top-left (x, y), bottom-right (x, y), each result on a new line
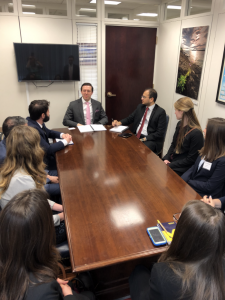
top-left (136, 107), bottom-right (149, 139)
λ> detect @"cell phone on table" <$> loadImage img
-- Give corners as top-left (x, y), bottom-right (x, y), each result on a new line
top-left (118, 133), bottom-right (132, 138)
top-left (147, 226), bottom-right (167, 246)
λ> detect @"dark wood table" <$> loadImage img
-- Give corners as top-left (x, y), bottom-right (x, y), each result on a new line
top-left (55, 126), bottom-right (201, 275)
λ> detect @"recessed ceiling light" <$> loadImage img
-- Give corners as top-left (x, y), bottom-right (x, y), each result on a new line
top-left (90, 0), bottom-right (121, 5)
top-left (23, 12), bottom-right (35, 14)
top-left (22, 4), bottom-right (36, 7)
top-left (80, 8), bottom-right (96, 11)
top-left (137, 13), bottom-right (158, 17)
top-left (167, 5), bottom-right (181, 9)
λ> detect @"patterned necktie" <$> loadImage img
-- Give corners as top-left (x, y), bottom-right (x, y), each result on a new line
top-left (136, 107), bottom-right (149, 139)
top-left (86, 102), bottom-right (91, 125)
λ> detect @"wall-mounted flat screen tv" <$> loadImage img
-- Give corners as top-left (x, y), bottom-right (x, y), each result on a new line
top-left (14, 43), bottom-right (80, 82)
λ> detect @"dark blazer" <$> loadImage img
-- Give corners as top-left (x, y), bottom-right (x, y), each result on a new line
top-left (181, 155), bottom-right (225, 198)
top-left (0, 137), bottom-right (6, 165)
top-left (27, 117), bottom-right (64, 167)
top-left (63, 98), bottom-right (108, 127)
top-left (120, 104), bottom-right (167, 153)
top-left (63, 64), bottom-right (80, 81)
top-left (163, 121), bottom-right (204, 176)
top-left (25, 274), bottom-right (88, 300)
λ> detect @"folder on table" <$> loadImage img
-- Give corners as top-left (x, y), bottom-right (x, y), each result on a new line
top-left (157, 221), bottom-right (176, 245)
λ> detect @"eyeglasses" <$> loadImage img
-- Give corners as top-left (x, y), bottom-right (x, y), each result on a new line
top-left (173, 213), bottom-right (181, 222)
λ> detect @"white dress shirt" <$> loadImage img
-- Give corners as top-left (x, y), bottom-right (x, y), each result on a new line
top-left (36, 121), bottom-right (68, 146)
top-left (136, 104), bottom-right (155, 136)
top-left (82, 97), bottom-right (93, 124)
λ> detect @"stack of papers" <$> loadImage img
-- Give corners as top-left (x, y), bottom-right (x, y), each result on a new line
top-left (109, 126), bottom-right (129, 133)
top-left (78, 124), bottom-right (106, 133)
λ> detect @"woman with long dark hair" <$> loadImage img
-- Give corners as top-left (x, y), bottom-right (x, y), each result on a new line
top-left (182, 117), bottom-right (225, 198)
top-left (0, 189), bottom-right (94, 300)
top-left (0, 125), bottom-right (66, 244)
top-left (163, 97), bottom-right (204, 176)
top-left (129, 200), bottom-right (225, 300)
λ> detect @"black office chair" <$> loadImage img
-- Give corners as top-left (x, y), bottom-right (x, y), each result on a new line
top-left (158, 114), bottom-right (169, 159)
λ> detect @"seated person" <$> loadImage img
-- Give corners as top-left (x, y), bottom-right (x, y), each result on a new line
top-left (63, 83), bottom-right (108, 127)
top-left (0, 189), bottom-right (95, 300)
top-left (112, 88), bottom-right (167, 153)
top-left (181, 118), bottom-right (225, 198)
top-left (0, 125), bottom-right (66, 244)
top-left (0, 116), bottom-right (60, 199)
top-left (201, 195), bottom-right (225, 212)
top-left (163, 97), bottom-right (204, 176)
top-left (129, 200), bottom-right (225, 300)
top-left (27, 99), bottom-right (72, 170)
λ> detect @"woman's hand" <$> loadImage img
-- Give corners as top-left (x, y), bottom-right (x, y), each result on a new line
top-left (201, 195), bottom-right (214, 207)
top-left (164, 160), bottom-right (170, 165)
top-left (57, 278), bottom-right (73, 296)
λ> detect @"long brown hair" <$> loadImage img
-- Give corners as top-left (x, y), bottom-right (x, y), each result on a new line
top-left (0, 125), bottom-right (46, 195)
top-left (199, 117), bottom-right (225, 162)
top-left (174, 97), bottom-right (201, 154)
top-left (159, 200), bottom-right (225, 300)
top-left (0, 189), bottom-right (60, 300)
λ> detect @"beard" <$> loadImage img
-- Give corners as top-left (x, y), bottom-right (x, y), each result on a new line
top-left (43, 115), bottom-right (50, 122)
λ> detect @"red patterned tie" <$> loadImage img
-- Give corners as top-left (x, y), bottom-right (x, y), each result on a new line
top-left (136, 107), bottom-right (149, 139)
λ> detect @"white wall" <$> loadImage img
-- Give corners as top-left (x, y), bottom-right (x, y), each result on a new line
top-left (155, 0), bottom-right (225, 154)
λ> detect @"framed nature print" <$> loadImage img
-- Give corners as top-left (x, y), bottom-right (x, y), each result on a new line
top-left (216, 46), bottom-right (225, 105)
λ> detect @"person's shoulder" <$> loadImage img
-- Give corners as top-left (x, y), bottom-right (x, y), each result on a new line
top-left (69, 98), bottom-right (82, 105)
top-left (154, 104), bottom-right (166, 114)
top-left (27, 117), bottom-right (39, 129)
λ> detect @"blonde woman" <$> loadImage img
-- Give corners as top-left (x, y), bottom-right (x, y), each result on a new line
top-left (0, 125), bottom-right (66, 244)
top-left (163, 97), bottom-right (204, 176)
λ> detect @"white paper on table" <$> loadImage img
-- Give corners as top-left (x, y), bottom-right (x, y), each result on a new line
top-left (55, 139), bottom-right (74, 145)
top-left (78, 125), bottom-right (94, 133)
top-left (68, 127), bottom-right (75, 130)
top-left (109, 126), bottom-right (129, 133)
top-left (91, 124), bottom-right (107, 131)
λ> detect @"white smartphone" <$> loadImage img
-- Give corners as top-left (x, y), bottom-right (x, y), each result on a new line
top-left (147, 226), bottom-right (167, 246)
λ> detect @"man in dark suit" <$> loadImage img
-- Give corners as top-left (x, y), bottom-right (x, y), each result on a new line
top-left (63, 82), bottom-right (108, 127)
top-left (27, 100), bottom-right (72, 170)
top-left (112, 88), bottom-right (167, 153)
top-left (63, 55), bottom-right (80, 80)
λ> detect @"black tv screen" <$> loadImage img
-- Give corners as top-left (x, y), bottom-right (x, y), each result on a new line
top-left (14, 43), bottom-right (80, 82)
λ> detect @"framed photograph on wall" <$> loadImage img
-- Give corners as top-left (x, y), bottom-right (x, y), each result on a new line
top-left (216, 46), bottom-right (225, 105)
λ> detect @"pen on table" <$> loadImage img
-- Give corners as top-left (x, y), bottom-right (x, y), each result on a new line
top-left (157, 220), bottom-right (172, 238)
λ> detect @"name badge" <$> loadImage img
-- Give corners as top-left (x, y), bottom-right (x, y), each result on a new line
top-left (203, 161), bottom-right (212, 171)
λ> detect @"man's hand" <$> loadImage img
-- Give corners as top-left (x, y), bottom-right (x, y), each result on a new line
top-left (140, 137), bottom-right (147, 142)
top-left (112, 120), bottom-right (122, 127)
top-left (58, 212), bottom-right (64, 221)
top-left (62, 133), bottom-right (72, 144)
top-left (164, 160), bottom-right (170, 165)
top-left (56, 278), bottom-right (73, 297)
top-left (47, 175), bottom-right (59, 184)
top-left (77, 123), bottom-right (83, 126)
top-left (201, 195), bottom-right (215, 207)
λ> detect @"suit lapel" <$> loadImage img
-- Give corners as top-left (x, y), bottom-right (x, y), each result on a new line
top-left (91, 99), bottom-right (98, 122)
top-left (78, 98), bottom-right (85, 124)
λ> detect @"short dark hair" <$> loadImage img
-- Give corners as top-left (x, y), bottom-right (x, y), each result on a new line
top-left (2, 116), bottom-right (27, 138)
top-left (144, 88), bottom-right (157, 102)
top-left (29, 100), bottom-right (50, 121)
top-left (81, 83), bottom-right (94, 92)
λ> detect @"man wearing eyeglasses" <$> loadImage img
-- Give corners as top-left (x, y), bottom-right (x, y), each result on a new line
top-left (112, 88), bottom-right (167, 153)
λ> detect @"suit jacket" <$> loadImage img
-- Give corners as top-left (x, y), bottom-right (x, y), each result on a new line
top-left (181, 155), bottom-right (225, 198)
top-left (149, 261), bottom-right (225, 300)
top-left (63, 98), bottom-right (108, 127)
top-left (25, 274), bottom-right (87, 300)
top-left (120, 104), bottom-right (167, 153)
top-left (27, 117), bottom-right (64, 168)
top-left (0, 137), bottom-right (6, 165)
top-left (63, 64), bottom-right (80, 81)
top-left (163, 121), bottom-right (204, 176)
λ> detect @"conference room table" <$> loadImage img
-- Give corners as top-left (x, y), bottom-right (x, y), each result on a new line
top-left (55, 126), bottom-right (200, 297)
